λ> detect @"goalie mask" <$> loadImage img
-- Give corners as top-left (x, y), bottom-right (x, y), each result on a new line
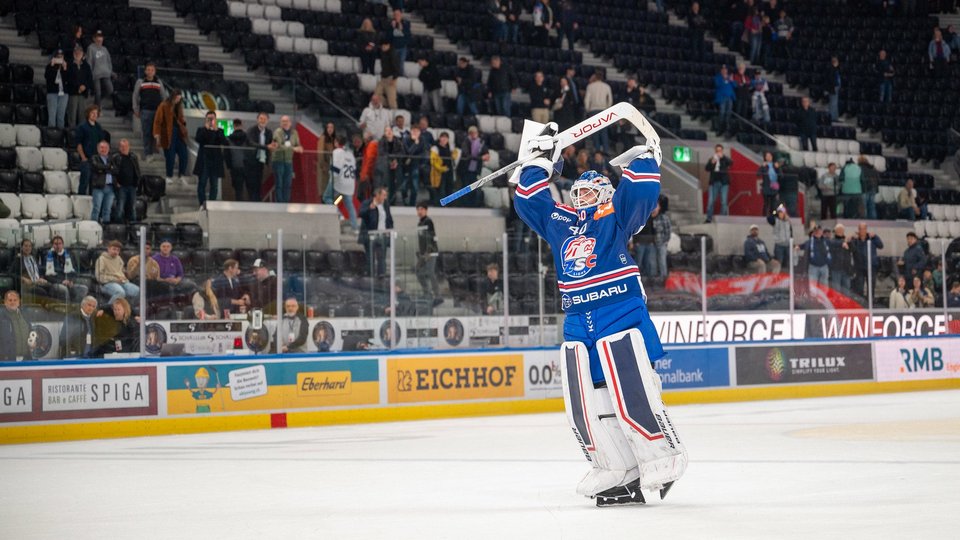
top-left (571, 171), bottom-right (615, 210)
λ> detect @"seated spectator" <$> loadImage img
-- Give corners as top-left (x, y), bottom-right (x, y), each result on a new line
top-left (191, 279), bottom-right (220, 320)
top-left (153, 241), bottom-right (196, 303)
top-left (909, 276), bottom-right (935, 308)
top-left (359, 94), bottom-right (390, 141)
top-left (89, 140), bottom-right (117, 224)
top-left (246, 259), bottom-right (277, 314)
top-left (44, 236), bottom-right (88, 302)
top-left (0, 290), bottom-right (36, 361)
top-left (96, 241), bottom-right (140, 306)
top-left (45, 49), bottom-right (69, 128)
top-left (897, 178), bottom-right (923, 220)
top-left (480, 263), bottom-right (503, 315)
top-left (125, 241), bottom-right (163, 312)
top-left (59, 295), bottom-right (99, 358)
top-left (212, 259), bottom-right (247, 317)
top-left (112, 139), bottom-right (141, 224)
top-left (95, 297), bottom-right (139, 355)
top-left (276, 298), bottom-right (308, 353)
top-left (18, 239), bottom-right (63, 305)
top-left (744, 224), bottom-right (780, 274)
top-left (947, 281), bottom-right (960, 308)
top-left (817, 163), bottom-right (839, 220)
top-left (889, 276), bottom-right (912, 309)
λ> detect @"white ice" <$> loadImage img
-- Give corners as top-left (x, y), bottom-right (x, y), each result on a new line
top-left (2, 390), bottom-right (959, 539)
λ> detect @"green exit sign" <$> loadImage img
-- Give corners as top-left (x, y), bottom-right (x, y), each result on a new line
top-left (672, 146), bottom-right (691, 162)
top-left (217, 119), bottom-right (234, 137)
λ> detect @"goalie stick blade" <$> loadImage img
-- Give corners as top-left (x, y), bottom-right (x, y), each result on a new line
top-left (659, 481), bottom-right (675, 501)
top-left (593, 479), bottom-right (646, 507)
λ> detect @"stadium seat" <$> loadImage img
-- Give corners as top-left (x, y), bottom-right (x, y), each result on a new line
top-left (76, 220), bottom-right (102, 246)
top-left (46, 194), bottom-right (73, 220)
top-left (20, 193), bottom-right (47, 219)
top-left (0, 170), bottom-right (18, 192)
top-left (49, 221), bottom-right (78, 246)
top-left (19, 171), bottom-right (43, 193)
top-left (40, 147), bottom-right (67, 171)
top-left (15, 124), bottom-right (40, 147)
top-left (43, 171), bottom-right (71, 194)
top-left (21, 219), bottom-right (50, 246)
top-left (0, 219), bottom-right (20, 247)
top-left (0, 124), bottom-right (15, 146)
top-left (15, 146), bottom-right (42, 171)
top-left (71, 195), bottom-right (93, 221)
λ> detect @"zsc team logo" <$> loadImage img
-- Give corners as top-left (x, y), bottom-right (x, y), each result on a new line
top-left (561, 236), bottom-right (597, 278)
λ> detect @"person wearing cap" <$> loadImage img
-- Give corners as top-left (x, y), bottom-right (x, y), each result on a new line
top-left (246, 259), bottom-right (278, 314)
top-left (45, 49), bottom-right (69, 128)
top-left (86, 30), bottom-right (113, 108)
top-left (766, 203), bottom-right (793, 272)
top-left (828, 224), bottom-right (854, 294)
top-left (744, 224), bottom-right (780, 274)
top-left (799, 222), bottom-right (831, 290)
top-left (65, 46), bottom-right (93, 128)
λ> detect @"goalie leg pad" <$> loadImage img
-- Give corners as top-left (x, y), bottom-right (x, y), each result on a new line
top-left (561, 342), bottom-right (640, 497)
top-left (596, 328), bottom-right (687, 492)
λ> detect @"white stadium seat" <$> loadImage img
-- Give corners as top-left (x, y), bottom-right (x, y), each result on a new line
top-left (404, 62), bottom-right (420, 79)
top-left (48, 221), bottom-right (78, 246)
top-left (823, 138), bottom-right (837, 153)
top-left (247, 4), bottom-right (265, 19)
top-left (0, 193), bottom-right (20, 219)
top-left (269, 20), bottom-right (289, 36)
top-left (308, 0), bottom-right (327, 11)
top-left (503, 133), bottom-right (522, 153)
top-left (846, 140), bottom-right (860, 154)
top-left (357, 73), bottom-right (377, 93)
top-left (276, 36), bottom-right (295, 52)
top-left (41, 147), bottom-right (67, 171)
top-left (441, 80), bottom-right (458, 99)
top-left (913, 221), bottom-right (925, 236)
top-left (335, 56), bottom-right (357, 73)
top-left (21, 219), bottom-right (50, 247)
top-left (928, 204), bottom-right (945, 221)
top-left (949, 221), bottom-right (960, 238)
top-left (68, 171), bottom-right (80, 194)
top-left (310, 39), bottom-right (328, 54)
top-left (409, 79), bottom-right (423, 95)
top-left (71, 195), bottom-right (93, 222)
top-left (16, 147), bottom-right (43, 172)
top-left (287, 21), bottom-right (305, 37)
top-left (276, 0), bottom-right (294, 8)
top-left (252, 18), bottom-right (270, 35)
top-left (477, 115), bottom-right (497, 134)
top-left (326, 0), bottom-right (341, 11)
top-left (0, 218), bottom-right (19, 247)
top-left (394, 77), bottom-right (412, 96)
top-left (46, 194), bottom-right (73, 220)
top-left (495, 116), bottom-right (513, 133)
top-left (15, 124), bottom-right (40, 147)
top-left (937, 221), bottom-right (951, 237)
top-left (946, 205), bottom-right (959, 221)
top-left (0, 124), bottom-right (15, 147)
top-left (923, 220), bottom-right (939, 237)
top-left (228, 2), bottom-right (246, 18)
top-left (19, 194), bottom-right (47, 219)
top-left (293, 38), bottom-right (312, 53)
top-left (293, 0), bottom-right (311, 10)
top-left (481, 186), bottom-right (510, 210)
top-left (43, 171), bottom-right (71, 194)
top-left (487, 149), bottom-right (500, 170)
top-left (264, 6), bottom-right (282, 20)
top-left (76, 220), bottom-right (102, 246)
top-left (814, 152), bottom-right (828, 168)
top-left (317, 54), bottom-right (337, 73)
top-left (259, 0), bottom-right (279, 6)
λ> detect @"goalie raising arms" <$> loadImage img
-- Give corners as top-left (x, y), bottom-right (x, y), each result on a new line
top-left (513, 120), bottom-right (687, 506)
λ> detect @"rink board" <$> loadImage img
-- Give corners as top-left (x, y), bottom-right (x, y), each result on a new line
top-left (2, 336), bottom-right (960, 444)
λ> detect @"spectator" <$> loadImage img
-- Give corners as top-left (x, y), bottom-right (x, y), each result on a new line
top-left (375, 40), bottom-right (401, 110)
top-left (731, 63), bottom-right (752, 119)
top-left (800, 223), bottom-right (830, 290)
top-left (557, 0), bottom-right (579, 51)
top-left (377, 125), bottom-right (404, 204)
top-left (947, 281), bottom-right (960, 308)
top-left (271, 115), bottom-right (304, 203)
top-left (227, 119), bottom-right (250, 201)
top-left (95, 298), bottom-right (139, 355)
top-left (65, 46), bottom-right (93, 128)
top-left (392, 114), bottom-right (409, 139)
top-left (480, 263), bottom-right (504, 315)
top-left (60, 24), bottom-right (89, 55)
top-left (899, 232), bottom-right (927, 285)
top-left (825, 56), bottom-right (842, 122)
top-left (456, 126), bottom-right (489, 206)
top-left (751, 68), bottom-right (771, 124)
top-left (875, 49), bottom-right (895, 103)
top-left (584, 71), bottom-right (613, 154)
top-left (772, 9), bottom-right (794, 59)
top-left (590, 150), bottom-right (615, 180)
top-left (688, 2), bottom-right (708, 50)
top-left (153, 89), bottom-right (189, 185)
top-left (744, 224), bottom-right (780, 274)
top-left (455, 57), bottom-right (480, 115)
top-left (17, 239), bottom-right (58, 305)
top-left (562, 66), bottom-right (583, 118)
top-left (652, 197), bottom-right (672, 279)
top-left (242, 112), bottom-right (275, 202)
top-left (154, 240), bottom-right (195, 304)
top-left (634, 81), bottom-right (656, 114)
top-left (0, 290), bottom-right (36, 361)
top-left (946, 25), bottom-right (960, 56)
top-left (766, 203), bottom-right (793, 272)
top-left (89, 140), bottom-right (117, 224)
top-left (191, 279), bottom-right (220, 319)
top-left (416, 202), bottom-right (442, 304)
top-left (889, 276), bottom-right (912, 309)
top-left (705, 144), bottom-right (733, 223)
top-left (897, 178), bottom-right (923, 220)
top-left (45, 49), bottom-right (69, 128)
top-left (429, 131), bottom-right (456, 205)
top-left (401, 126), bottom-right (425, 206)
top-left (360, 94), bottom-right (390, 141)
top-left (487, 56), bottom-right (518, 117)
top-left (389, 9), bottom-right (411, 75)
top-left (417, 117), bottom-right (435, 157)
top-left (110, 139), bottom-right (141, 224)
top-left (714, 65), bottom-right (736, 132)
top-left (59, 296), bottom-right (99, 358)
top-left (194, 110), bottom-right (229, 206)
top-left (779, 166), bottom-right (799, 217)
top-left (212, 259), bottom-right (247, 317)
top-left (839, 158), bottom-right (863, 218)
top-left (632, 215), bottom-right (656, 277)
top-left (909, 276), bottom-right (935, 308)
top-left (796, 97), bottom-right (818, 151)
top-left (850, 222), bottom-right (883, 299)
top-left (828, 223), bottom-right (854, 294)
top-left (745, 7), bottom-right (763, 63)
top-left (553, 77), bottom-right (578, 129)
top-left (329, 135), bottom-right (360, 232)
top-left (359, 186), bottom-right (394, 277)
top-left (358, 18), bottom-right (378, 75)
top-left (44, 236), bottom-right (87, 302)
top-left (75, 104), bottom-right (108, 196)
top-left (276, 298), bottom-right (308, 353)
top-left (928, 28), bottom-right (952, 78)
top-left (859, 155), bottom-right (879, 220)
top-left (96, 241), bottom-right (140, 305)
top-left (758, 151), bottom-right (781, 216)
top-left (125, 241), bottom-right (162, 312)
top-left (246, 259), bottom-right (277, 313)
top-left (417, 57), bottom-right (443, 114)
top-left (529, 71), bottom-right (553, 124)
top-left (496, 0), bottom-right (520, 43)
top-left (86, 30), bottom-right (113, 107)
top-left (532, 0), bottom-right (554, 45)
top-left (132, 63), bottom-right (167, 162)
top-left (818, 162), bottom-right (839, 220)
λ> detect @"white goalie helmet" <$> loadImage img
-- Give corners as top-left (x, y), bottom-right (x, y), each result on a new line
top-left (570, 170), bottom-right (615, 210)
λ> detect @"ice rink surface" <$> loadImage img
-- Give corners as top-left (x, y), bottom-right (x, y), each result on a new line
top-left (2, 390), bottom-right (960, 539)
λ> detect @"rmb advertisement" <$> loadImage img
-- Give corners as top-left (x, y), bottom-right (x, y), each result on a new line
top-left (874, 338), bottom-right (960, 382)
top-left (735, 344), bottom-right (873, 386)
top-left (166, 359), bottom-right (379, 414)
top-left (0, 366), bottom-right (157, 423)
top-left (387, 354), bottom-right (525, 404)
top-left (657, 347), bottom-right (731, 390)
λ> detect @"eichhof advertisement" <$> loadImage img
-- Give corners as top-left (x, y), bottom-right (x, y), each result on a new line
top-left (735, 344), bottom-right (873, 386)
top-left (874, 338), bottom-right (960, 382)
top-left (657, 347), bottom-right (731, 390)
top-left (387, 354), bottom-right (525, 404)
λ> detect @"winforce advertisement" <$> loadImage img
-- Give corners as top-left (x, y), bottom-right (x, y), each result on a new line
top-left (735, 344), bottom-right (873, 385)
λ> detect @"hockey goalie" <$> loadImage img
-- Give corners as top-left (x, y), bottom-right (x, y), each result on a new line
top-left (511, 117), bottom-right (687, 507)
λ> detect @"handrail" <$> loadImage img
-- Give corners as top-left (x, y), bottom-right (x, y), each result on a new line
top-left (727, 188), bottom-right (753, 208)
top-left (731, 111), bottom-right (788, 148)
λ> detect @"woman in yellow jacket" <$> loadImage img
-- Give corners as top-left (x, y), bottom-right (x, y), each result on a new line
top-left (428, 132), bottom-right (458, 205)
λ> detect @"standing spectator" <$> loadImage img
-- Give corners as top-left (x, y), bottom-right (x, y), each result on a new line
top-left (744, 224), bottom-right (780, 274)
top-left (357, 18), bottom-right (378, 75)
top-left (632, 215), bottom-right (656, 277)
top-left (194, 111), bottom-right (229, 206)
top-left (401, 126), bottom-right (425, 206)
top-left (45, 50), bottom-right (69, 128)
top-left (532, 0), bottom-right (554, 45)
top-left (501, 0), bottom-right (521, 43)
top-left (359, 94), bottom-right (391, 142)
top-left (377, 125), bottom-right (404, 203)
top-left (562, 66), bottom-right (583, 118)
top-left (767, 204), bottom-right (793, 272)
top-left (557, 0), bottom-right (579, 51)
top-left (909, 277), bottom-right (935, 308)
top-left (45, 236), bottom-right (88, 302)
top-left (652, 197), bottom-right (672, 279)
top-left (584, 71), bottom-right (613, 154)
top-left (818, 162), bottom-right (839, 220)
top-left (487, 56), bottom-right (518, 117)
top-left (850, 222), bottom-right (883, 300)
top-left (897, 178), bottom-right (922, 220)
top-left (243, 112), bottom-right (275, 202)
top-left (758, 151), bottom-right (781, 216)
top-left (889, 276), bottom-right (912, 309)
top-left (17, 239), bottom-right (59, 304)
top-left (211, 259), bottom-right (247, 317)
top-left (528, 71), bottom-right (553, 124)
top-left (389, 9), bottom-right (411, 75)
top-left (227, 119), bottom-right (250, 201)
top-left (59, 296), bottom-right (99, 358)
top-left (96, 241), bottom-right (140, 306)
top-left (111, 139), bottom-right (141, 224)
top-left (86, 30), bottom-right (113, 107)
top-left (635, 82), bottom-right (656, 114)
top-left (875, 49), bottom-right (895, 103)
top-left (154, 240), bottom-right (196, 305)
top-left (828, 223), bottom-right (854, 294)
top-left (779, 167), bottom-right (799, 217)
top-left (276, 298), bottom-right (308, 353)
top-left (271, 115), bottom-right (304, 203)
top-left (796, 97), bottom-right (818, 151)
top-left (456, 126), bottom-right (489, 206)
top-left (772, 9), bottom-right (794, 59)
top-left (480, 263), bottom-right (504, 315)
top-left (928, 28), bottom-right (952, 78)
top-left (132, 62), bottom-right (167, 162)
top-left (490, 0), bottom-right (508, 42)
top-left (376, 40), bottom-right (400, 109)
top-left (329, 135), bottom-right (360, 232)
top-left (714, 65), bottom-right (736, 132)
top-left (417, 57), bottom-right (443, 114)
top-left (688, 2), bottom-right (708, 54)
top-left (60, 24), bottom-right (90, 55)
top-left (153, 89), bottom-right (189, 185)
top-left (859, 155), bottom-right (879, 220)
top-left (839, 157), bottom-right (863, 218)
top-left (429, 131), bottom-right (456, 205)
top-left (731, 63), bottom-right (752, 119)
top-left (75, 105), bottom-right (108, 196)
top-left (415, 202), bottom-right (442, 304)
top-left (359, 186), bottom-right (394, 277)
top-left (0, 291), bottom-right (36, 362)
top-left (316, 122), bottom-right (337, 202)
top-left (455, 57), bottom-right (480, 115)
top-left (89, 140), bottom-right (117, 224)
top-left (899, 232), bottom-right (927, 285)
top-left (65, 46), bottom-right (93, 128)
top-left (746, 7), bottom-right (763, 63)
top-left (800, 223), bottom-right (830, 290)
top-left (751, 68), bottom-right (771, 124)
top-left (825, 56), bottom-right (842, 122)
top-left (553, 77), bottom-right (578, 129)
top-left (705, 144), bottom-right (733, 222)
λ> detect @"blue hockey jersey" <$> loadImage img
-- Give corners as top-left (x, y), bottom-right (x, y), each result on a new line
top-left (515, 157), bottom-right (662, 314)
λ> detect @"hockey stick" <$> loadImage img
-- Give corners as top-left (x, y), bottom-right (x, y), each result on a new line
top-left (440, 102), bottom-right (658, 206)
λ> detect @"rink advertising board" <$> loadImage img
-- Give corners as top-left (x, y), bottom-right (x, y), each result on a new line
top-left (166, 359), bottom-right (379, 415)
top-left (523, 350), bottom-right (563, 398)
top-left (652, 313), bottom-right (806, 344)
top-left (874, 339), bottom-right (960, 382)
top-left (0, 366), bottom-right (157, 423)
top-left (387, 354), bottom-right (525, 404)
top-left (657, 348), bottom-right (731, 390)
top-left (808, 312), bottom-right (950, 339)
top-left (735, 344), bottom-right (873, 386)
